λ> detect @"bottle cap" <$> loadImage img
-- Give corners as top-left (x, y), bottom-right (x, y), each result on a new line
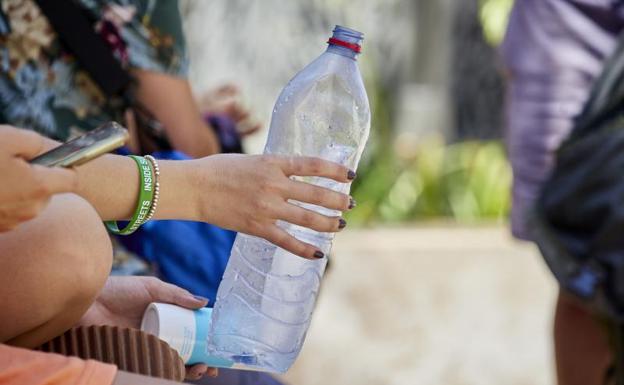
top-left (328, 25), bottom-right (364, 54)
top-left (327, 37), bottom-right (361, 53)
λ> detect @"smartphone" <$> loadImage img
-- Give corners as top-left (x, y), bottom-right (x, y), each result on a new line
top-left (30, 122), bottom-right (129, 167)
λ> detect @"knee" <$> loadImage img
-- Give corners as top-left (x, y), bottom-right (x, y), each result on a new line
top-left (0, 194), bottom-right (112, 345)
top-left (44, 194), bottom-right (112, 305)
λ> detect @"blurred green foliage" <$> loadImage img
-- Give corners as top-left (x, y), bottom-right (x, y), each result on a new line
top-left (347, 0), bottom-right (513, 225)
top-left (479, 0), bottom-right (513, 46)
top-left (348, 138), bottom-right (511, 225)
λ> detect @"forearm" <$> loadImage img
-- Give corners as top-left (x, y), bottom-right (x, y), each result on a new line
top-left (132, 69), bottom-right (221, 157)
top-left (74, 153), bottom-right (201, 222)
top-left (35, 138), bottom-right (353, 260)
top-left (166, 121), bottom-right (220, 159)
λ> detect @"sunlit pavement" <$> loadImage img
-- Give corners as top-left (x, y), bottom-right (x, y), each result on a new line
top-left (280, 224), bottom-right (557, 385)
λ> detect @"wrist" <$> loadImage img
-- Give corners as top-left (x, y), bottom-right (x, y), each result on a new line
top-left (74, 154), bottom-right (139, 220)
top-left (105, 156), bottom-right (155, 235)
top-left (153, 159), bottom-right (203, 221)
top-left (185, 157), bottom-right (217, 223)
top-left (182, 159), bottom-right (205, 222)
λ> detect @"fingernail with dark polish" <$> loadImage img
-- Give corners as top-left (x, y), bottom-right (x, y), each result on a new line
top-left (348, 198), bottom-right (357, 210)
top-left (193, 295), bottom-right (209, 302)
top-left (338, 218), bottom-right (347, 229)
top-left (347, 170), bottom-right (357, 180)
top-left (314, 251), bottom-right (325, 259)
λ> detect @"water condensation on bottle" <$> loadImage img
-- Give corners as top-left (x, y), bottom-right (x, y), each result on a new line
top-left (209, 26), bottom-right (370, 373)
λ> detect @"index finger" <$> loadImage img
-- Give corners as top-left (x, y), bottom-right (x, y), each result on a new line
top-left (0, 126), bottom-right (45, 159)
top-left (144, 277), bottom-right (208, 309)
top-left (32, 165), bottom-right (78, 195)
top-left (282, 157), bottom-right (355, 183)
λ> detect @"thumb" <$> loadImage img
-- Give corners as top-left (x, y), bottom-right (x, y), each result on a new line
top-left (1, 127), bottom-right (45, 159)
top-left (32, 165), bottom-right (78, 195)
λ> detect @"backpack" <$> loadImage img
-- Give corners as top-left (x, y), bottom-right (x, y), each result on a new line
top-left (531, 32), bottom-right (624, 385)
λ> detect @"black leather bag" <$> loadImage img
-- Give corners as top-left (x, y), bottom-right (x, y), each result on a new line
top-left (531, 32), bottom-right (624, 384)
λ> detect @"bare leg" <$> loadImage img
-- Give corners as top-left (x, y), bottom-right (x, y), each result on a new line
top-left (554, 291), bottom-right (613, 385)
top-left (0, 193), bottom-right (112, 348)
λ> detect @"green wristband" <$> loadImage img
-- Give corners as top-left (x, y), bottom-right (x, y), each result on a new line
top-left (105, 155), bottom-right (155, 235)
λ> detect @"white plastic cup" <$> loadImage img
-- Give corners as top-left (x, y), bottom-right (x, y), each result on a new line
top-left (140, 303), bottom-right (234, 367)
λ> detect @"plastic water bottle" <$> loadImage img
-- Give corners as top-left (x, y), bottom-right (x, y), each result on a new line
top-left (209, 25), bottom-right (371, 373)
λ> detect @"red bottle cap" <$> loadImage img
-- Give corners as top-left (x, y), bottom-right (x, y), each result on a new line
top-left (327, 37), bottom-right (361, 53)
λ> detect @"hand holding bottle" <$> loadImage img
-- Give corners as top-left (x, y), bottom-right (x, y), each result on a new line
top-left (209, 25), bottom-right (370, 372)
top-left (187, 153), bottom-right (354, 259)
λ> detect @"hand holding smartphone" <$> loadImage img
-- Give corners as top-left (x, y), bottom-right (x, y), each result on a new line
top-left (30, 122), bottom-right (129, 167)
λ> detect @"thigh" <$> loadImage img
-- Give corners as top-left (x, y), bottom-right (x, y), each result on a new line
top-left (0, 193), bottom-right (112, 344)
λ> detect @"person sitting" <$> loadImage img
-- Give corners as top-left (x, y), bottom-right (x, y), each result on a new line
top-left (0, 125), bottom-right (356, 379)
top-left (0, 0), bottom-right (225, 157)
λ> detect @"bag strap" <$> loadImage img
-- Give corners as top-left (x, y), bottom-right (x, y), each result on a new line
top-left (33, 0), bottom-right (132, 98)
top-left (571, 32), bottom-right (624, 141)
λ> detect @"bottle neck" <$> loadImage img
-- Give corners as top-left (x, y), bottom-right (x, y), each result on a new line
top-left (326, 44), bottom-right (359, 60)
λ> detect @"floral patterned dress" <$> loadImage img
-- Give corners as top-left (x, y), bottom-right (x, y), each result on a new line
top-left (0, 0), bottom-right (188, 140)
